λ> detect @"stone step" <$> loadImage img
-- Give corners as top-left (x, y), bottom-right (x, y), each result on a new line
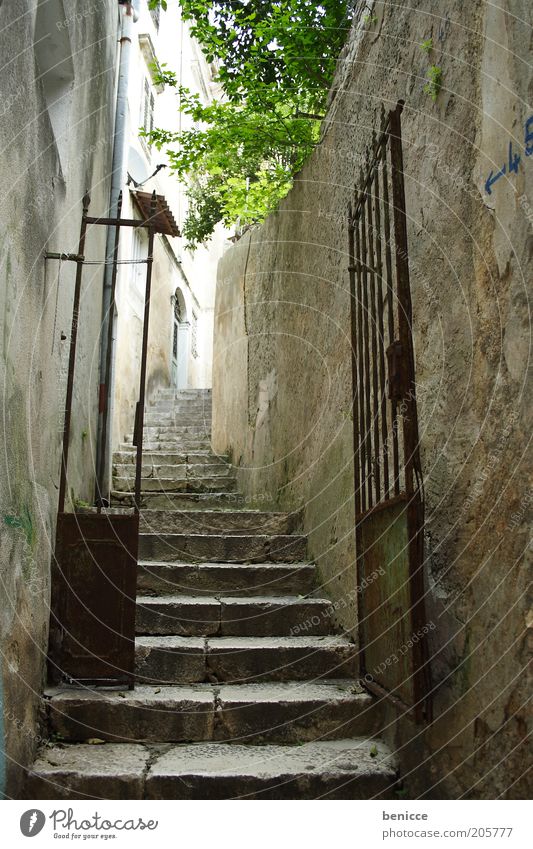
top-left (143, 419), bottom-right (212, 428)
top-left (137, 561), bottom-right (316, 596)
top-left (135, 595), bottom-right (333, 637)
top-left (135, 635), bottom-right (357, 684)
top-left (138, 509), bottom-right (302, 535)
top-left (111, 491), bottom-right (245, 510)
top-left (44, 681), bottom-right (376, 744)
top-left (113, 452), bottom-right (225, 466)
top-left (129, 426), bottom-right (211, 437)
top-left (146, 402), bottom-right (212, 411)
top-left (112, 477), bottom-right (238, 494)
top-left (146, 407), bottom-right (212, 417)
top-left (155, 389), bottom-right (211, 398)
top-left (24, 738), bottom-right (396, 800)
top-left (113, 463), bottom-right (233, 480)
top-left (139, 533), bottom-right (307, 563)
top-left (119, 441), bottom-right (212, 452)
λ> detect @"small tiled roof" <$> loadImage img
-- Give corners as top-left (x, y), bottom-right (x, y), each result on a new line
top-left (133, 191), bottom-right (181, 238)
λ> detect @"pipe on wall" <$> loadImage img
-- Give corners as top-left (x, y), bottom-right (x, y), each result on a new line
top-left (95, 1), bottom-right (136, 503)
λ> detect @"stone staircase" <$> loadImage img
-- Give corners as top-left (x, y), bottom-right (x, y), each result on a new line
top-left (111, 388), bottom-right (242, 510)
top-left (24, 389), bottom-right (397, 799)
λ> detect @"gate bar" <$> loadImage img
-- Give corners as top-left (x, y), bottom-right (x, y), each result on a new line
top-left (373, 153), bottom-right (390, 498)
top-left (53, 189), bottom-right (160, 515)
top-left (133, 192), bottom-right (157, 513)
top-left (58, 191), bottom-right (91, 514)
top-left (347, 202), bottom-right (362, 521)
top-left (359, 187), bottom-right (373, 509)
top-left (96, 191), bottom-right (123, 509)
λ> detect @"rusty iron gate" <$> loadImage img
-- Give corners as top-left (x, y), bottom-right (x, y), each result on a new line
top-left (46, 190), bottom-right (165, 688)
top-left (348, 101), bottom-right (431, 722)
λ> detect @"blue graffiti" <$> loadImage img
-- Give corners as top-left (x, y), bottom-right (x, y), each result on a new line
top-left (485, 115), bottom-right (533, 195)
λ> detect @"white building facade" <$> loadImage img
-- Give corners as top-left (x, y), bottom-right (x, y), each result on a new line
top-left (110, 0), bottom-right (228, 456)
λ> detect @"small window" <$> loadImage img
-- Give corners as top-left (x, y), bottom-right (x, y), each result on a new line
top-left (149, 3), bottom-right (160, 31)
top-left (140, 77), bottom-right (155, 148)
top-left (191, 311), bottom-right (198, 358)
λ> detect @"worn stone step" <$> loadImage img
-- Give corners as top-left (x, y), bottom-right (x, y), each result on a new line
top-left (112, 477), bottom-right (238, 494)
top-left (138, 509), bottom-right (302, 535)
top-left (155, 388), bottom-right (211, 395)
top-left (113, 464), bottom-right (233, 480)
top-left (139, 533), bottom-right (307, 563)
top-left (137, 561), bottom-right (316, 596)
top-left (137, 426), bottom-right (211, 437)
top-left (135, 595), bottom-right (333, 637)
top-left (147, 738), bottom-right (396, 799)
top-left (119, 441), bottom-right (212, 452)
top-left (45, 685), bottom-right (214, 744)
top-left (113, 451), bottom-right (225, 466)
top-left (113, 463), bottom-right (187, 478)
top-left (155, 389), bottom-right (211, 398)
top-left (111, 491), bottom-right (245, 510)
top-left (44, 681), bottom-right (375, 744)
top-left (135, 635), bottom-right (357, 684)
top-left (143, 419), bottom-right (212, 428)
top-left (145, 411), bottom-right (212, 420)
top-left (24, 738), bottom-right (396, 800)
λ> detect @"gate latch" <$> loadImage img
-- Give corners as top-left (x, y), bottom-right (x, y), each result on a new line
top-left (386, 340), bottom-right (406, 402)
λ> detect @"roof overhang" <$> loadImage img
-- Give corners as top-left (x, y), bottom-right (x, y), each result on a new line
top-left (132, 191), bottom-right (181, 238)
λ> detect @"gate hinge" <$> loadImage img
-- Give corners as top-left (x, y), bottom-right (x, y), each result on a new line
top-left (386, 339), bottom-right (408, 402)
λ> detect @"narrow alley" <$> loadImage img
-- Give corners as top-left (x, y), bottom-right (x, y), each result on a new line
top-left (0, 0), bottom-right (531, 835)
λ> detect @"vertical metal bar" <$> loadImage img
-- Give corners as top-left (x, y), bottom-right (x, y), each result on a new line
top-left (366, 177), bottom-right (381, 505)
top-left (96, 191), bottom-right (123, 511)
top-left (58, 191), bottom-right (90, 514)
top-left (133, 192), bottom-right (157, 513)
top-left (348, 203), bottom-right (361, 519)
top-left (373, 153), bottom-right (390, 498)
top-left (360, 182), bottom-right (373, 509)
top-left (390, 100), bottom-right (417, 496)
top-left (381, 144), bottom-right (400, 495)
top-left (389, 100), bottom-right (429, 721)
top-left (354, 217), bottom-right (367, 515)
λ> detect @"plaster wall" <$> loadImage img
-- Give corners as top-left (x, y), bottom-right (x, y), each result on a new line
top-left (0, 0), bottom-right (117, 796)
top-left (213, 0), bottom-right (532, 798)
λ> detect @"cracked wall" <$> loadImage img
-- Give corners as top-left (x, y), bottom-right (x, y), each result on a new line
top-left (212, 0), bottom-right (532, 798)
top-left (0, 0), bottom-right (117, 796)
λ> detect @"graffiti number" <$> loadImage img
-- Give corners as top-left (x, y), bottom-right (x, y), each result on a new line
top-left (525, 116), bottom-right (533, 157)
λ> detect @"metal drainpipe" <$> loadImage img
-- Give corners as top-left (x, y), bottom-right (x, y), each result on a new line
top-left (95, 1), bottom-right (136, 505)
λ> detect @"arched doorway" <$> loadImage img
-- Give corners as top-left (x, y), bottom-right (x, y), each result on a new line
top-left (171, 288), bottom-right (189, 388)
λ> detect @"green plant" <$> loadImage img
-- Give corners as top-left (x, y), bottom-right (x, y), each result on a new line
top-left (81, 429), bottom-right (88, 441)
top-left (73, 497), bottom-right (91, 510)
top-left (146, 0), bottom-right (354, 246)
top-left (424, 65), bottom-right (443, 101)
top-left (420, 37), bottom-right (433, 53)
top-left (370, 744), bottom-right (378, 758)
top-left (363, 13), bottom-right (378, 26)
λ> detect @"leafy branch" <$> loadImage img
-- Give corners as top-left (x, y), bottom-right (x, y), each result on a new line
top-left (146, 1), bottom-right (354, 248)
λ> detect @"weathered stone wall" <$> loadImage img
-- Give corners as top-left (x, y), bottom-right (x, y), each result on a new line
top-left (0, 0), bottom-right (117, 796)
top-left (213, 0), bottom-right (532, 798)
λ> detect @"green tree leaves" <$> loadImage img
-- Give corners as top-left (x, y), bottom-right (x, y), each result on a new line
top-left (147, 1), bottom-right (352, 247)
